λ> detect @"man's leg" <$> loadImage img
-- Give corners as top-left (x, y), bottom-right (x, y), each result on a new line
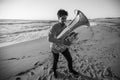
top-left (61, 48), bottom-right (79, 75)
top-left (52, 51), bottom-right (59, 78)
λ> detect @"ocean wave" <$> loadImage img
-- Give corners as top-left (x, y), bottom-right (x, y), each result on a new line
top-left (0, 29), bottom-right (49, 47)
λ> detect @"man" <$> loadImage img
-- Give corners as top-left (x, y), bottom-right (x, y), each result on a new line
top-left (48, 9), bottom-right (79, 78)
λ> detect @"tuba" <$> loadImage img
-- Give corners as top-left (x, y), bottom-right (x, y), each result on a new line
top-left (57, 10), bottom-right (90, 40)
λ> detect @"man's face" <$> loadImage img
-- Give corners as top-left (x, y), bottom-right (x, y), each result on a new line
top-left (59, 15), bottom-right (67, 23)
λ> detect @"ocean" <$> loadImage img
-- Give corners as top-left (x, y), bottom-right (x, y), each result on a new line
top-left (0, 19), bottom-right (57, 47)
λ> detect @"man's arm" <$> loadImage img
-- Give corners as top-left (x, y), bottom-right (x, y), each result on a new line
top-left (48, 32), bottom-right (62, 44)
top-left (48, 25), bottom-right (63, 44)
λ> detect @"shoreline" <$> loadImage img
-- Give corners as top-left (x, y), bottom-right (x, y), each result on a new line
top-left (0, 36), bottom-right (48, 48)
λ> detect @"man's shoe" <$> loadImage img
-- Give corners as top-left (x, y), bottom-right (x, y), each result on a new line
top-left (53, 71), bottom-right (58, 78)
top-left (48, 68), bottom-right (58, 78)
top-left (69, 69), bottom-right (79, 75)
top-left (69, 69), bottom-right (80, 78)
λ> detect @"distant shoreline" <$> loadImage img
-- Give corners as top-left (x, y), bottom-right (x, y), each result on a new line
top-left (0, 36), bottom-right (47, 48)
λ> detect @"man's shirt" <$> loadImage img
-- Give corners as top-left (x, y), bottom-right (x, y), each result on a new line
top-left (48, 22), bottom-right (67, 53)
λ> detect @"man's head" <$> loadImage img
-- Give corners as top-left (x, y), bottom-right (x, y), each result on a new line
top-left (57, 9), bottom-right (68, 23)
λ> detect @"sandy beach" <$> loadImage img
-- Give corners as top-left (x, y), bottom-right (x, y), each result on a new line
top-left (0, 37), bottom-right (50, 80)
top-left (0, 18), bottom-right (120, 80)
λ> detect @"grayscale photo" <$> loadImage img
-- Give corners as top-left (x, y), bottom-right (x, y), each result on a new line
top-left (0, 0), bottom-right (120, 80)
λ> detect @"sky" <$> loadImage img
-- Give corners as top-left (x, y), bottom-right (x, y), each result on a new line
top-left (0, 0), bottom-right (120, 20)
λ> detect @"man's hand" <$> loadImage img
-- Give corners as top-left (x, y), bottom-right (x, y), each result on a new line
top-left (63, 32), bottom-right (78, 46)
top-left (63, 38), bottom-right (72, 46)
top-left (56, 39), bottom-right (64, 46)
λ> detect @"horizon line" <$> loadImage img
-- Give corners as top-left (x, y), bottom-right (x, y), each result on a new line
top-left (0, 16), bottom-right (120, 21)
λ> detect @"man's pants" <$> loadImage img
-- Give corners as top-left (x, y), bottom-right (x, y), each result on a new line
top-left (52, 48), bottom-right (73, 72)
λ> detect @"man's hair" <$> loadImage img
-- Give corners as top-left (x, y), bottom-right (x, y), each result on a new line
top-left (57, 9), bottom-right (68, 18)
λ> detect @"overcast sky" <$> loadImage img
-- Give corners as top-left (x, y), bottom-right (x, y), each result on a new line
top-left (0, 0), bottom-right (120, 20)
